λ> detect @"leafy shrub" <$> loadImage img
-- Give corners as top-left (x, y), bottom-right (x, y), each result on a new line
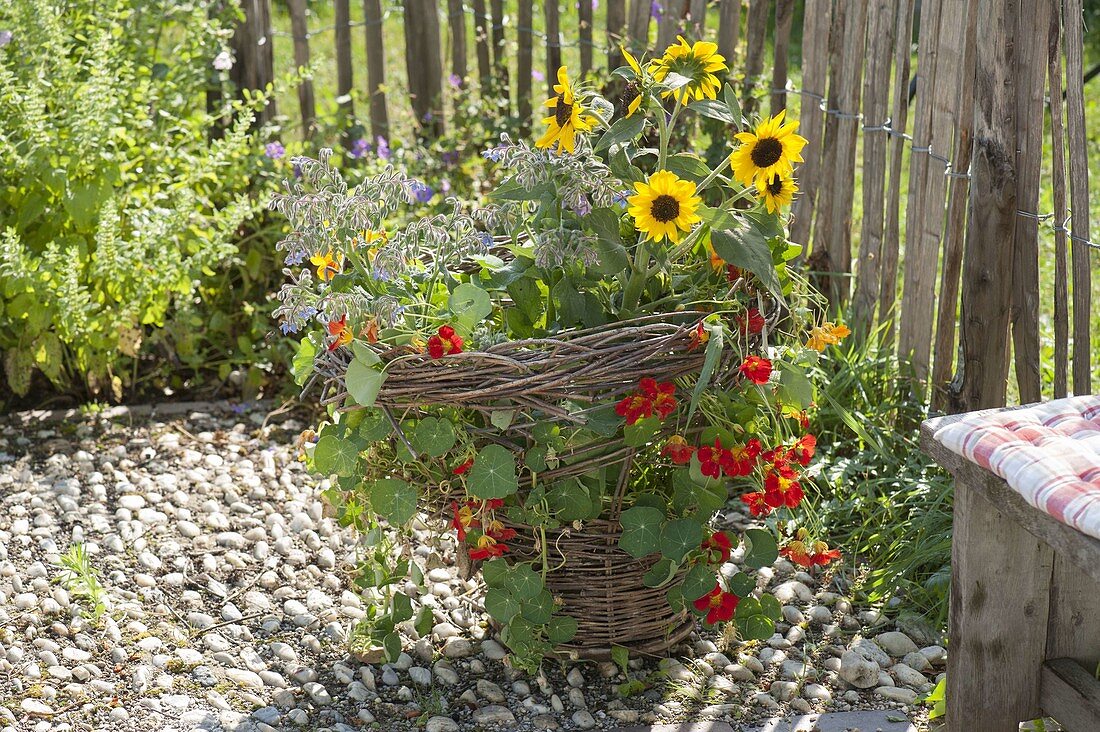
top-left (0, 0), bottom-right (272, 400)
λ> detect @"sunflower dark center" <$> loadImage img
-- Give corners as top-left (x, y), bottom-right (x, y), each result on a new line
top-left (650, 194), bottom-right (680, 223)
top-left (750, 137), bottom-right (784, 168)
top-left (766, 176), bottom-right (785, 195)
top-left (555, 96), bottom-right (573, 127)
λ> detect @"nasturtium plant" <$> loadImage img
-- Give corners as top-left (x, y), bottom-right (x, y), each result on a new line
top-left (279, 38), bottom-right (849, 672)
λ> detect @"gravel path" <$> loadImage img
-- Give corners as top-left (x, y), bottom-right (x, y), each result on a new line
top-left (0, 405), bottom-right (938, 732)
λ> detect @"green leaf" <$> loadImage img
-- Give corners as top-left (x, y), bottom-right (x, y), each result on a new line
top-left (504, 563), bottom-right (542, 601)
top-left (659, 70), bottom-right (693, 90)
top-left (482, 559), bottom-right (510, 588)
top-left (484, 587), bottom-right (521, 623)
top-left (623, 415), bottom-right (661, 447)
top-left (582, 404), bottom-right (621, 436)
top-left (313, 435), bottom-right (359, 477)
top-left (698, 205), bottom-right (739, 230)
top-left (521, 589), bottom-right (555, 624)
top-left (618, 506), bottom-right (665, 558)
top-left (642, 557), bottom-right (679, 588)
top-left (490, 410), bottom-right (514, 430)
top-left (611, 645), bottom-right (629, 675)
top-left (728, 571), bottom-right (756, 597)
top-left (710, 222), bottom-right (784, 299)
top-left (449, 282), bottom-right (493, 333)
top-left (596, 113), bottom-right (646, 152)
top-left (369, 478), bottom-right (418, 525)
top-left (759, 593), bottom-right (782, 621)
top-left (358, 409), bottom-right (392, 441)
top-left (547, 479), bottom-right (593, 522)
top-left (664, 153), bottom-right (712, 183)
top-left (292, 337), bottom-right (316, 386)
top-left (660, 519), bottom-right (704, 563)
top-left (411, 417), bottom-right (456, 457)
top-left (546, 615), bottom-right (578, 644)
top-left (415, 607), bottom-right (434, 638)
top-left (383, 631), bottom-right (402, 662)
top-left (743, 528), bottom-right (779, 569)
top-left (609, 144), bottom-right (644, 183)
top-left (737, 613), bottom-right (774, 640)
top-left (779, 365), bottom-right (815, 410)
top-left (681, 563), bottom-right (717, 601)
top-left (346, 357), bottom-right (386, 407)
top-left (393, 592), bottom-right (414, 623)
top-left (689, 99), bottom-right (738, 124)
top-left (525, 446), bottom-right (548, 473)
top-left (686, 322), bottom-right (724, 425)
top-left (723, 84), bottom-right (742, 128)
top-left (468, 444), bottom-right (519, 499)
top-left (586, 208), bottom-right (630, 275)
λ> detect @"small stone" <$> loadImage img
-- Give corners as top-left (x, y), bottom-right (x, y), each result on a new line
top-left (803, 683), bottom-right (832, 702)
top-left (902, 651), bottom-right (932, 672)
top-left (224, 669), bottom-right (263, 689)
top-left (409, 667), bottom-right (432, 687)
top-left (20, 699), bottom-right (53, 717)
top-left (425, 717), bottom-right (460, 732)
top-left (770, 680), bottom-right (798, 701)
top-left (838, 650), bottom-right (879, 689)
top-left (876, 686), bottom-right (918, 704)
top-left (773, 581), bottom-right (812, 604)
top-left (875, 631), bottom-right (920, 657)
top-left (892, 662), bottom-right (931, 690)
top-left (477, 679), bottom-right (506, 703)
top-left (480, 639), bottom-right (507, 660)
top-left (566, 667), bottom-right (585, 688)
top-left (472, 705), bottom-right (515, 726)
top-left (442, 637), bottom-right (473, 658)
top-left (571, 710), bottom-right (596, 729)
top-left (920, 645), bottom-right (948, 666)
top-left (302, 681), bottom-right (332, 705)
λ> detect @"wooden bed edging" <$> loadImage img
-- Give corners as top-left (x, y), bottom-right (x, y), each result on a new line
top-left (1040, 658), bottom-right (1100, 732)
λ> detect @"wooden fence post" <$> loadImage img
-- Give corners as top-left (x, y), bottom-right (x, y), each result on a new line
top-left (607, 0), bottom-right (627, 69)
top-left (404, 0), bottom-right (445, 137)
top-left (717, 0), bottom-right (742, 66)
top-left (931, 2), bottom-right (978, 411)
top-left (364, 0), bottom-right (390, 140)
top-left (769, 0), bottom-right (794, 114)
top-left (656, 0), bottom-right (682, 51)
top-left (334, 0), bottom-right (354, 147)
top-left (688, 0), bottom-right (706, 40)
top-left (951, 0), bottom-right (1018, 411)
top-left (877, 0), bottom-right (916, 342)
top-left (230, 0), bottom-right (277, 127)
top-left (286, 0), bottom-right (316, 139)
top-left (447, 0), bottom-right (468, 85)
top-left (471, 0), bottom-right (494, 92)
top-left (545, 0), bottom-right (562, 95)
top-left (1064, 0), bottom-right (1092, 395)
top-left (849, 0), bottom-right (896, 334)
top-left (1049, 6), bottom-right (1069, 399)
top-left (626, 0), bottom-right (652, 53)
top-left (518, 0), bottom-right (534, 127)
top-left (788, 0), bottom-right (831, 249)
top-left (491, 0), bottom-right (510, 105)
top-left (741, 0), bottom-right (769, 114)
top-left (1010, 0), bottom-right (1052, 405)
top-left (580, 0), bottom-right (594, 76)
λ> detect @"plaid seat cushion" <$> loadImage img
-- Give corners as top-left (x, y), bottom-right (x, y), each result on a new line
top-left (932, 395), bottom-right (1100, 541)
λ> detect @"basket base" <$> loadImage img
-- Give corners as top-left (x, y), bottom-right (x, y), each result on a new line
top-left (545, 617), bottom-right (697, 661)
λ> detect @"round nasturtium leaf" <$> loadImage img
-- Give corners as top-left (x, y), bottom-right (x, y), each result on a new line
top-left (660, 518), bottom-right (704, 563)
top-left (618, 506), bottom-right (665, 558)
top-left (411, 416), bottom-right (456, 457)
top-left (680, 563), bottom-right (717, 602)
top-left (313, 435), bottom-right (359, 477)
top-left (504, 563), bottom-right (542, 601)
top-left (484, 588), bottom-right (521, 623)
top-left (368, 478), bottom-right (417, 526)
top-left (467, 444), bottom-right (519, 499)
top-left (546, 615), bottom-right (579, 644)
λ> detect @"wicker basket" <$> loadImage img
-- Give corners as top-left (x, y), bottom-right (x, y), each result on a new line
top-left (497, 518), bottom-right (695, 659)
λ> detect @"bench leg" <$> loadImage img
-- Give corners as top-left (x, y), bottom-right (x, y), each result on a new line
top-left (947, 477), bottom-right (1054, 731)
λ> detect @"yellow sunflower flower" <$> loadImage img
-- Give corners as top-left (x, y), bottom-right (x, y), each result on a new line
top-left (730, 111), bottom-right (809, 187)
top-left (536, 66), bottom-right (598, 154)
top-left (756, 174), bottom-right (798, 214)
top-left (650, 36), bottom-right (727, 104)
top-left (309, 250), bottom-right (344, 281)
top-left (627, 170), bottom-right (703, 244)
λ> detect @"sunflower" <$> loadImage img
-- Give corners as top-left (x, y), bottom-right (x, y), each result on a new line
top-left (756, 174), bottom-right (798, 214)
top-left (650, 36), bottom-right (727, 104)
top-left (618, 47), bottom-right (644, 118)
top-left (627, 170), bottom-right (702, 244)
top-left (536, 66), bottom-right (598, 154)
top-left (730, 111), bottom-right (808, 187)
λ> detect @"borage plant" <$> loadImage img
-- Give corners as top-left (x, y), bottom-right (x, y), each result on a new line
top-left (275, 36), bottom-right (849, 673)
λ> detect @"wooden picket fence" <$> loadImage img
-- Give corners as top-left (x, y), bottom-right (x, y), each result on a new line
top-left (231, 0), bottom-right (1095, 412)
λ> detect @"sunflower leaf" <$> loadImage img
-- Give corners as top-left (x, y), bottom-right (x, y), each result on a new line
top-left (659, 71), bottom-right (693, 91)
top-left (596, 114), bottom-right (646, 152)
top-left (689, 99), bottom-right (737, 124)
top-left (710, 222), bottom-right (784, 299)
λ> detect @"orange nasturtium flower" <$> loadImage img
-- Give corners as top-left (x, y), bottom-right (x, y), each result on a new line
top-left (662, 435), bottom-right (695, 464)
top-left (450, 500), bottom-right (480, 541)
top-left (693, 582), bottom-right (739, 625)
top-left (326, 315), bottom-right (353, 351)
top-left (309, 249), bottom-right (344, 281)
top-left (780, 528), bottom-right (842, 568)
top-left (806, 321), bottom-right (851, 352)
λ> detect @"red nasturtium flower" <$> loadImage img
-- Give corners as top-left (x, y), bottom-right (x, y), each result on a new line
top-left (428, 324), bottom-right (464, 359)
top-left (450, 501), bottom-right (480, 541)
top-left (615, 377), bottom-right (677, 426)
top-left (468, 535), bottom-right (506, 560)
top-left (720, 438), bottom-right (762, 477)
top-left (763, 457), bottom-right (804, 508)
top-left (739, 355), bottom-right (773, 385)
top-left (740, 491), bottom-right (772, 517)
top-left (696, 439), bottom-right (724, 479)
top-left (452, 458), bottom-right (474, 475)
top-left (662, 435), bottom-right (695, 464)
top-left (736, 307), bottom-right (765, 336)
top-left (701, 531), bottom-right (732, 563)
top-left (787, 434), bottom-right (817, 467)
top-left (688, 321), bottom-right (710, 351)
top-left (327, 315), bottom-right (353, 351)
top-left (693, 582), bottom-right (739, 625)
top-left (780, 529), bottom-right (842, 567)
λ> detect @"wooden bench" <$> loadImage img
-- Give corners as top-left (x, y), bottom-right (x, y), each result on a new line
top-left (922, 403), bottom-right (1100, 732)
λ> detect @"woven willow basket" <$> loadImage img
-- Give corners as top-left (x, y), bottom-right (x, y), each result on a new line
top-left (313, 290), bottom-right (779, 655)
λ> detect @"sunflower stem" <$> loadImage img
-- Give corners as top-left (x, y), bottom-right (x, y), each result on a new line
top-left (621, 237), bottom-right (650, 314)
top-left (697, 156), bottom-right (731, 192)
